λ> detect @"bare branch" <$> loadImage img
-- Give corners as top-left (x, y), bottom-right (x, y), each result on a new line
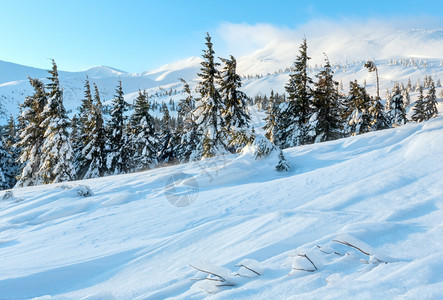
top-left (190, 264), bottom-right (227, 282)
top-left (316, 245), bottom-right (342, 256)
top-left (332, 239), bottom-right (370, 256)
top-left (292, 267), bottom-right (316, 272)
top-left (298, 254), bottom-right (318, 270)
top-left (238, 264), bottom-right (261, 276)
top-left (332, 239), bottom-right (387, 264)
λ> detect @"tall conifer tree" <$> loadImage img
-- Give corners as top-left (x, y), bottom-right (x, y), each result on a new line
top-left (82, 84), bottom-right (107, 178)
top-left (310, 55), bottom-right (342, 142)
top-left (39, 60), bottom-right (76, 184)
top-left (343, 80), bottom-right (372, 136)
top-left (15, 78), bottom-right (48, 187)
top-left (176, 79), bottom-right (200, 162)
top-left (193, 33), bottom-right (227, 158)
top-left (385, 83), bottom-right (407, 127)
top-left (107, 80), bottom-right (130, 174)
top-left (411, 86), bottom-right (426, 122)
top-left (275, 38), bottom-right (313, 148)
top-left (424, 80), bottom-right (438, 120)
top-left (129, 90), bottom-right (157, 171)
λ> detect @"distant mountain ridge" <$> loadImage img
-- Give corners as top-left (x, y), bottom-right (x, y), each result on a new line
top-left (1, 28), bottom-right (443, 123)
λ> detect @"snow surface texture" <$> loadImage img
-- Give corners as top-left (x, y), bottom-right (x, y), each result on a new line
top-left (0, 115), bottom-right (442, 299)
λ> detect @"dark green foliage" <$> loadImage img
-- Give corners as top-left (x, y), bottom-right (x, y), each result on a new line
top-left (424, 80), bottom-right (438, 120)
top-left (39, 60), bottom-right (76, 184)
top-left (219, 55), bottom-right (250, 133)
top-left (129, 90), bottom-right (157, 171)
top-left (158, 107), bottom-right (175, 164)
top-left (194, 33), bottom-right (227, 157)
top-left (310, 55), bottom-right (342, 142)
top-left (176, 79), bottom-right (200, 162)
top-left (343, 80), bottom-right (372, 136)
top-left (15, 78), bottom-right (48, 187)
top-left (385, 83), bottom-right (407, 127)
top-left (107, 80), bottom-right (130, 174)
top-left (263, 90), bottom-right (278, 143)
top-left (411, 86), bottom-right (426, 122)
top-left (82, 84), bottom-right (107, 178)
top-left (275, 38), bottom-right (313, 148)
top-left (369, 97), bottom-right (390, 131)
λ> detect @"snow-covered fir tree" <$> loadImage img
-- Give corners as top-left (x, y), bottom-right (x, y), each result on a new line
top-left (82, 84), bottom-right (107, 178)
top-left (106, 80), bottom-right (130, 174)
top-left (70, 114), bottom-right (81, 167)
top-left (263, 90), bottom-right (278, 144)
top-left (176, 79), bottom-right (200, 162)
top-left (218, 55), bottom-right (251, 149)
top-left (15, 78), bottom-right (48, 187)
top-left (39, 60), bottom-right (76, 184)
top-left (424, 80), bottom-right (438, 120)
top-left (76, 77), bottom-right (94, 177)
top-left (2, 114), bottom-right (20, 187)
top-left (309, 55), bottom-right (342, 143)
top-left (275, 38), bottom-right (313, 148)
top-left (157, 107), bottom-right (176, 164)
top-left (343, 80), bottom-right (372, 136)
top-left (129, 90), bottom-right (157, 171)
top-left (401, 84), bottom-right (410, 108)
top-left (368, 97), bottom-right (390, 131)
top-left (0, 115), bottom-right (19, 189)
top-left (193, 33), bottom-right (227, 158)
top-left (0, 139), bottom-right (16, 189)
top-left (411, 86), bottom-right (426, 122)
top-left (385, 83), bottom-right (407, 127)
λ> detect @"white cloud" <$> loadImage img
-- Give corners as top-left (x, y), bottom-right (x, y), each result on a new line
top-left (215, 18), bottom-right (443, 74)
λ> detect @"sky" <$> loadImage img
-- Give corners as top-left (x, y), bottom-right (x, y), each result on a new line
top-left (0, 0), bottom-right (442, 73)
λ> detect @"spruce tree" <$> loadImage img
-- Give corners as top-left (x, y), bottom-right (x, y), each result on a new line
top-left (275, 38), bottom-right (313, 148)
top-left (129, 90), bottom-right (157, 171)
top-left (70, 114), bottom-right (81, 171)
top-left (39, 60), bottom-right (76, 184)
top-left (193, 33), bottom-right (227, 158)
top-left (385, 83), bottom-right (407, 127)
top-left (219, 55), bottom-right (250, 137)
top-left (0, 115), bottom-right (19, 189)
top-left (15, 78), bottom-right (48, 187)
top-left (310, 55), bottom-right (342, 142)
top-left (424, 80), bottom-right (438, 120)
top-left (157, 107), bottom-right (175, 164)
top-left (411, 86), bottom-right (426, 122)
top-left (263, 90), bottom-right (278, 143)
top-left (82, 84), bottom-right (107, 178)
top-left (219, 55), bottom-right (252, 151)
top-left (106, 80), bottom-right (130, 174)
top-left (176, 79), bottom-right (200, 162)
top-left (343, 80), bottom-right (372, 136)
top-left (76, 77), bottom-right (94, 176)
top-left (369, 97), bottom-right (390, 131)
top-left (0, 139), bottom-right (16, 189)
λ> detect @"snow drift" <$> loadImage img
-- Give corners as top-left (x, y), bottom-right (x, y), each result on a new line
top-left (0, 114), bottom-right (442, 299)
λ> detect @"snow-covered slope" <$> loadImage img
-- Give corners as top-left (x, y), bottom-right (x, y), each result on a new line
top-left (1, 114), bottom-right (442, 299)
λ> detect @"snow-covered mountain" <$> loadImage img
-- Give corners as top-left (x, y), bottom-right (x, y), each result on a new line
top-left (1, 28), bottom-right (443, 124)
top-left (1, 113), bottom-right (442, 298)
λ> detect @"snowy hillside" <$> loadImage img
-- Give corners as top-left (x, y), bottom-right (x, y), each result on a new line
top-left (0, 113), bottom-right (442, 299)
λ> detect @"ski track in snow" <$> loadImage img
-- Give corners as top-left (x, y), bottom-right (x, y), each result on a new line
top-left (0, 115), bottom-right (442, 299)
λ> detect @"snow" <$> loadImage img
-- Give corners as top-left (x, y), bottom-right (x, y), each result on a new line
top-left (2, 26), bottom-right (443, 124)
top-left (0, 113), bottom-right (442, 298)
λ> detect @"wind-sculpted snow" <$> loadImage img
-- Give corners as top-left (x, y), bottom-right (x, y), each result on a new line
top-left (0, 115), bottom-right (442, 298)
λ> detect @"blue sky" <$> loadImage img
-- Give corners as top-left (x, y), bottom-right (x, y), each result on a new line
top-left (1, 0), bottom-right (442, 72)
